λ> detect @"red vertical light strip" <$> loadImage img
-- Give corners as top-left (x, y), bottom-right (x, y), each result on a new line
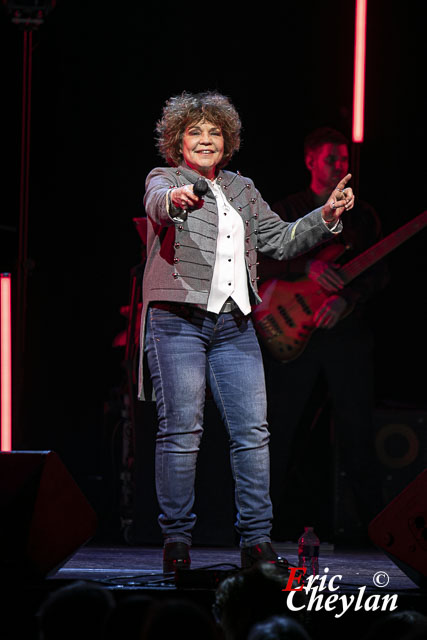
top-left (1, 274), bottom-right (12, 451)
top-left (352, 0), bottom-right (368, 142)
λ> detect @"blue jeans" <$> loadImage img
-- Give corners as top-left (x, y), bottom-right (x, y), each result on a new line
top-left (145, 303), bottom-right (273, 547)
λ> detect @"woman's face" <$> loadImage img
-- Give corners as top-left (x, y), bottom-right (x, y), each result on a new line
top-left (181, 119), bottom-right (224, 179)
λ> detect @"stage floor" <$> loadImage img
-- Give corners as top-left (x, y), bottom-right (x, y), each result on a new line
top-left (6, 543), bottom-right (426, 640)
top-left (53, 542), bottom-right (417, 593)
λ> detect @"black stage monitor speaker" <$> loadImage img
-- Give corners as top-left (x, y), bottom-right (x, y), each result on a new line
top-left (0, 451), bottom-right (98, 579)
top-left (368, 468), bottom-right (427, 588)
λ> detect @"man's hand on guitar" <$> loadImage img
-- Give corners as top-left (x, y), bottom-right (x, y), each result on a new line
top-left (313, 294), bottom-right (348, 328)
top-left (306, 259), bottom-right (345, 292)
top-left (322, 174), bottom-right (355, 226)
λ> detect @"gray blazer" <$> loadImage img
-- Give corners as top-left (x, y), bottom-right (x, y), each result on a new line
top-left (138, 164), bottom-right (341, 399)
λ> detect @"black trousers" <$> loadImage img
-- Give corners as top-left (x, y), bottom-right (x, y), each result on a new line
top-left (263, 315), bottom-right (381, 540)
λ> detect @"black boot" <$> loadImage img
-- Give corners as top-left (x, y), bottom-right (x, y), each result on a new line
top-left (163, 542), bottom-right (191, 573)
top-left (241, 542), bottom-right (288, 569)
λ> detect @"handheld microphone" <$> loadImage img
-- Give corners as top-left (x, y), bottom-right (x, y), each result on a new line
top-left (193, 178), bottom-right (208, 198)
top-left (175, 179), bottom-right (209, 222)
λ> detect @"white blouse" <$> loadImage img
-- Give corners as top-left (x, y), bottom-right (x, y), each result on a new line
top-left (207, 179), bottom-right (252, 315)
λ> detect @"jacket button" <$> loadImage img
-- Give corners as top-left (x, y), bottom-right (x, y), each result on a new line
top-left (172, 273), bottom-right (179, 279)
top-left (174, 242), bottom-right (180, 248)
top-left (173, 257), bottom-right (180, 263)
top-left (178, 225), bottom-right (183, 231)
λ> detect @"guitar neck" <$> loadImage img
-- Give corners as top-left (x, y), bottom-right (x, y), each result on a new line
top-left (340, 210), bottom-right (427, 283)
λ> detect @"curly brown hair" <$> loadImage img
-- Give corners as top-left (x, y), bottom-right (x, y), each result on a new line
top-left (155, 91), bottom-right (242, 168)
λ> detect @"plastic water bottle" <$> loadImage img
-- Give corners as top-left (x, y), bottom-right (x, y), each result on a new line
top-left (298, 526), bottom-right (320, 576)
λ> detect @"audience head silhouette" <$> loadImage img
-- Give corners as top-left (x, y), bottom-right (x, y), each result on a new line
top-left (37, 581), bottom-right (115, 640)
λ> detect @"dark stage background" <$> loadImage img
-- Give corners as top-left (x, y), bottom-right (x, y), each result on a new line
top-left (1, 1), bottom-right (426, 541)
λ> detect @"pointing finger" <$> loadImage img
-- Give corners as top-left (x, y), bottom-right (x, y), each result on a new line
top-left (336, 173), bottom-right (352, 191)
